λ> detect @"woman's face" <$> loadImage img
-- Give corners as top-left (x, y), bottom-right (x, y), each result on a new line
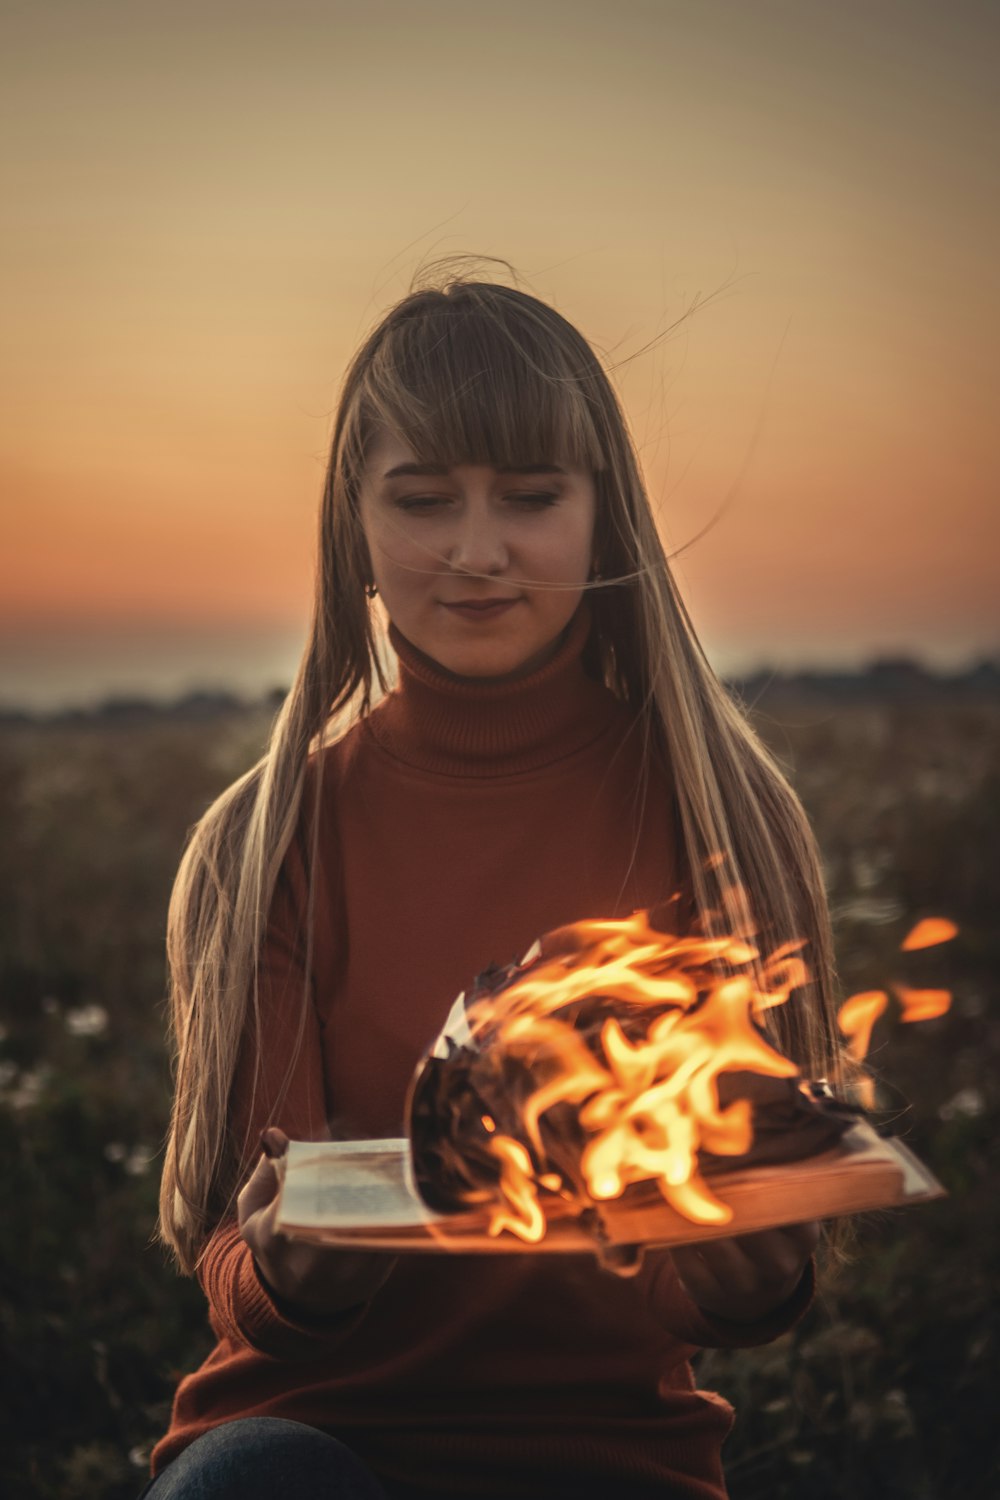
top-left (357, 431), bottom-right (598, 680)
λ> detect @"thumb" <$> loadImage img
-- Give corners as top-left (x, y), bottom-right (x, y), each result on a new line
top-left (261, 1125), bottom-right (291, 1157)
top-left (238, 1150), bottom-right (281, 1227)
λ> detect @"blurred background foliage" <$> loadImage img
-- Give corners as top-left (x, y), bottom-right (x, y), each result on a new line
top-left (0, 689), bottom-right (997, 1498)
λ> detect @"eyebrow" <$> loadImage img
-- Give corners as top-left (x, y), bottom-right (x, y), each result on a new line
top-left (382, 461), bottom-right (569, 479)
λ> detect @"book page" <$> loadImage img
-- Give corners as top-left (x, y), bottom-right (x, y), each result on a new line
top-left (277, 1138), bottom-right (439, 1232)
top-left (275, 1124), bottom-right (945, 1252)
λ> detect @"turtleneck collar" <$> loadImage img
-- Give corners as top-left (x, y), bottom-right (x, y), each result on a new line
top-left (364, 604), bottom-right (625, 777)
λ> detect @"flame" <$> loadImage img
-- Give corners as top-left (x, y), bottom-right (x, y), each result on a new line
top-left (837, 990), bottom-right (889, 1062)
top-left (901, 918), bottom-right (958, 951)
top-left (486, 1135), bottom-right (546, 1242)
top-left (895, 916), bottom-right (955, 1020)
top-left (892, 984), bottom-right (952, 1022)
top-left (835, 990), bottom-right (889, 1108)
top-left (832, 915), bottom-right (957, 1106)
top-left (462, 910), bottom-right (802, 1241)
top-left (448, 908), bottom-right (958, 1243)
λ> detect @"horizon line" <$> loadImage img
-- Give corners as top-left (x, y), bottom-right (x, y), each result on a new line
top-left (2, 653), bottom-right (998, 724)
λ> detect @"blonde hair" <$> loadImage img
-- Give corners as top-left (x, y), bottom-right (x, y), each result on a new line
top-left (159, 256), bottom-right (847, 1273)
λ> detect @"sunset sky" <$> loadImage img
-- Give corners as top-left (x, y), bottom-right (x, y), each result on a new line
top-left (2, 0), bottom-right (997, 708)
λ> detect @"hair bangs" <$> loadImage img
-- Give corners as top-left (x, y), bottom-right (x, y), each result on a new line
top-left (353, 287), bottom-right (608, 478)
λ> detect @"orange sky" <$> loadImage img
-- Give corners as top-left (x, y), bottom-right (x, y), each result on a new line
top-left (2, 0), bottom-right (997, 706)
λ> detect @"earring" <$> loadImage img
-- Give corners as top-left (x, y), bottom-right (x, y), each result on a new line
top-left (364, 582), bottom-right (378, 599)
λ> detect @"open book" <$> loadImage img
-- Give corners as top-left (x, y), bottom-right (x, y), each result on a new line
top-left (274, 1120), bottom-right (945, 1256)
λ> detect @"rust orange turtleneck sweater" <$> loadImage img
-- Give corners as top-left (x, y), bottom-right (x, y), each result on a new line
top-left (152, 606), bottom-right (813, 1498)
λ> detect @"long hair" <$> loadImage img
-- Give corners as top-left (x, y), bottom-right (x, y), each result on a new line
top-left (159, 255), bottom-right (848, 1273)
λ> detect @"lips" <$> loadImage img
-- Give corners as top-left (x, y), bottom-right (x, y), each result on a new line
top-left (444, 599), bottom-right (519, 611)
top-left (446, 594), bottom-right (524, 612)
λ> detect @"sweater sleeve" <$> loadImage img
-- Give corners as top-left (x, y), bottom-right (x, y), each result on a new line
top-left (194, 776), bottom-right (372, 1360)
top-left (196, 1218), bottom-right (369, 1361)
top-left (636, 1247), bottom-right (815, 1350)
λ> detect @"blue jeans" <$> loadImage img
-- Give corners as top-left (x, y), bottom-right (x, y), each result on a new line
top-left (138, 1418), bottom-right (428, 1500)
top-left (139, 1414), bottom-right (680, 1499)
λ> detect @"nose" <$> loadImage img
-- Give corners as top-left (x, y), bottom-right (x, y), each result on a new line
top-left (448, 501), bottom-right (509, 577)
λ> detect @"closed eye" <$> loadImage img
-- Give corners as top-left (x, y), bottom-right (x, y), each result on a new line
top-left (396, 492), bottom-right (560, 512)
top-left (395, 495), bottom-right (450, 512)
top-left (507, 491), bottom-right (560, 508)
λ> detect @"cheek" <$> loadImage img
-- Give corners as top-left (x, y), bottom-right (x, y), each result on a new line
top-left (537, 520), bottom-right (594, 582)
top-left (365, 513), bottom-right (424, 580)
top-left (560, 497), bottom-right (597, 568)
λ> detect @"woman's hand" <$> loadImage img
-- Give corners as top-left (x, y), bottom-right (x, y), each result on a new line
top-left (668, 1220), bottom-right (820, 1324)
top-left (238, 1127), bottom-right (398, 1320)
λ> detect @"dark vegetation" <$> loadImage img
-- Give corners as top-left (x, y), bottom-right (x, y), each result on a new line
top-left (0, 684), bottom-right (997, 1498)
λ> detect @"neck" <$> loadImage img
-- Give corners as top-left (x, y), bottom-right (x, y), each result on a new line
top-left (364, 603), bottom-right (625, 777)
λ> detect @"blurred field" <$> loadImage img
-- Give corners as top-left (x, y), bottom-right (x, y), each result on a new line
top-left (0, 690), bottom-right (997, 1499)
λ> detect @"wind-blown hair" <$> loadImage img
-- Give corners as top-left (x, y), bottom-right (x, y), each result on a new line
top-left (159, 256), bottom-right (847, 1274)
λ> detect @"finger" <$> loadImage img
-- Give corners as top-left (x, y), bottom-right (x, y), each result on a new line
top-left (732, 1220), bottom-right (821, 1269)
top-left (784, 1219), bottom-right (822, 1254)
top-left (261, 1125), bottom-right (290, 1158)
top-left (698, 1227), bottom-right (815, 1303)
top-left (675, 1236), bottom-right (792, 1300)
top-left (669, 1243), bottom-right (728, 1303)
top-left (237, 1153), bottom-right (280, 1226)
top-left (678, 1238), bottom-right (744, 1275)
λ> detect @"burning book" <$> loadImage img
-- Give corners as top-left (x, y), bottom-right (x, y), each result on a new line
top-left (274, 905), bottom-right (947, 1266)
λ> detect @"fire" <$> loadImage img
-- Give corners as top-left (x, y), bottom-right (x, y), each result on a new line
top-left (833, 916), bottom-right (957, 1103)
top-left (892, 985), bottom-right (952, 1023)
top-left (837, 991), bottom-right (889, 1057)
top-left (837, 991), bottom-right (889, 1107)
top-left (413, 902), bottom-right (958, 1245)
top-left (485, 1135), bottom-right (546, 1243)
top-left (901, 917), bottom-right (959, 951)
top-left (459, 910), bottom-right (806, 1242)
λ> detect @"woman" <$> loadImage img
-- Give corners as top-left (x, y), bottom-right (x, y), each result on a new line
top-left (148, 261), bottom-right (843, 1499)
